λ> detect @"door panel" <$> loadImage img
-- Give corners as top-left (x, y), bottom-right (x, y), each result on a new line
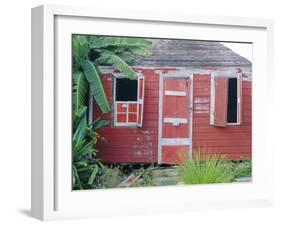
top-left (160, 78), bottom-right (190, 164)
top-left (162, 145), bottom-right (189, 165)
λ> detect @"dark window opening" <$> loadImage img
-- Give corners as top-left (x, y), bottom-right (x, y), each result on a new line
top-left (227, 78), bottom-right (238, 123)
top-left (115, 78), bottom-right (138, 101)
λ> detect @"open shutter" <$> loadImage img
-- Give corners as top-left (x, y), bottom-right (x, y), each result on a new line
top-left (237, 73), bottom-right (243, 124)
top-left (210, 76), bottom-right (229, 127)
top-left (137, 76), bottom-right (145, 127)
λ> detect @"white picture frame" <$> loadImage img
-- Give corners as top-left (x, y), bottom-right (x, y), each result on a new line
top-left (31, 4), bottom-right (274, 221)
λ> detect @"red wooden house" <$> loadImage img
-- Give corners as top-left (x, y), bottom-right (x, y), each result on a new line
top-left (93, 39), bottom-right (252, 164)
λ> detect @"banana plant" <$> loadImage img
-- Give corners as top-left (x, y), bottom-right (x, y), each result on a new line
top-left (72, 35), bottom-right (152, 114)
top-left (72, 106), bottom-right (109, 190)
top-left (72, 35), bottom-right (152, 189)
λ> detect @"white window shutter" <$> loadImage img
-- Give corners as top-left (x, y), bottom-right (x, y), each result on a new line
top-left (137, 76), bottom-right (145, 127)
top-left (237, 73), bottom-right (243, 124)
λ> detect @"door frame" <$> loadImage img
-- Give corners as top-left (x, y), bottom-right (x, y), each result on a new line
top-left (158, 73), bottom-right (194, 164)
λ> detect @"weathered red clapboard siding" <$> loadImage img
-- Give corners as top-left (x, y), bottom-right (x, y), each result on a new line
top-left (95, 70), bottom-right (160, 163)
top-left (192, 74), bottom-right (252, 160)
top-left (93, 70), bottom-right (252, 163)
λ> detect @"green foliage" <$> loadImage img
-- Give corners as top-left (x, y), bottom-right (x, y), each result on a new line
top-left (141, 167), bottom-right (154, 186)
top-left (178, 151), bottom-right (235, 184)
top-left (72, 72), bottom-right (88, 112)
top-left (72, 35), bottom-right (89, 70)
top-left (96, 50), bottom-right (136, 79)
top-left (72, 106), bottom-right (109, 190)
top-left (89, 37), bottom-right (152, 49)
top-left (72, 34), bottom-right (152, 113)
top-left (135, 165), bottom-right (155, 187)
top-left (233, 160), bottom-right (252, 178)
top-left (80, 59), bottom-right (110, 113)
top-left (128, 165), bottom-right (156, 187)
top-left (94, 166), bottom-right (124, 189)
top-left (72, 35), bottom-right (152, 189)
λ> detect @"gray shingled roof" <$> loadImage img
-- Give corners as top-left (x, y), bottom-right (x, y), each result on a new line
top-left (132, 39), bottom-right (252, 67)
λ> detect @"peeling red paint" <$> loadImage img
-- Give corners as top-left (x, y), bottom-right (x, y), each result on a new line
top-left (95, 68), bottom-right (252, 163)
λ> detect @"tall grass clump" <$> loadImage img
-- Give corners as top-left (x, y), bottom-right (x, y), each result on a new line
top-left (177, 150), bottom-right (235, 184)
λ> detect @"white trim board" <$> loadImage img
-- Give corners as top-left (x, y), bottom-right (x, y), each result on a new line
top-left (165, 90), bottom-right (187, 96)
top-left (161, 138), bottom-right (190, 146)
top-left (164, 117), bottom-right (188, 125)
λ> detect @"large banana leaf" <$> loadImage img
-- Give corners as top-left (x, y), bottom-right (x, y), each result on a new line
top-left (72, 35), bottom-right (89, 65)
top-left (90, 37), bottom-right (152, 49)
top-left (80, 59), bottom-right (110, 113)
top-left (97, 50), bottom-right (136, 79)
top-left (74, 141), bottom-right (94, 160)
top-left (73, 106), bottom-right (88, 146)
top-left (72, 165), bottom-right (82, 189)
top-left (88, 165), bottom-right (99, 185)
top-left (117, 53), bottom-right (136, 64)
top-left (73, 72), bottom-right (88, 112)
top-left (127, 46), bottom-right (151, 57)
top-left (92, 117), bottom-right (110, 130)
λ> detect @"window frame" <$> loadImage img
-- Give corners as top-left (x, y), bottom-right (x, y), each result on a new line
top-left (210, 72), bottom-right (242, 126)
top-left (113, 74), bottom-right (143, 127)
top-left (226, 76), bottom-right (239, 125)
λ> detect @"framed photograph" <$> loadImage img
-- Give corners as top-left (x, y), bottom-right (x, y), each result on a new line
top-left (31, 4), bottom-right (274, 221)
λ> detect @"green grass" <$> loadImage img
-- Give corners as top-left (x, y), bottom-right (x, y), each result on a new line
top-left (178, 151), bottom-right (235, 184)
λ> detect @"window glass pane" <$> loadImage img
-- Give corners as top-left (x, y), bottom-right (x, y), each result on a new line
top-left (227, 78), bottom-right (238, 123)
top-left (116, 78), bottom-right (138, 101)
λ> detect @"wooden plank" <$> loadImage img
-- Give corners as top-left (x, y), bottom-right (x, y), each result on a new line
top-left (193, 116), bottom-right (251, 125)
top-left (238, 73), bottom-right (243, 124)
top-left (137, 76), bottom-right (145, 127)
top-left (98, 155), bottom-right (156, 163)
top-left (193, 97), bottom-right (210, 104)
top-left (193, 125), bottom-right (251, 133)
top-left (214, 77), bottom-right (229, 127)
top-left (143, 89), bottom-right (158, 97)
top-left (192, 139), bottom-right (251, 147)
top-left (165, 90), bottom-right (186, 96)
top-left (191, 146), bottom-right (252, 154)
top-left (193, 133), bottom-right (251, 140)
top-left (164, 117), bottom-right (188, 125)
top-left (161, 138), bottom-right (190, 146)
top-left (193, 74), bottom-right (210, 81)
top-left (118, 173), bottom-right (141, 188)
top-left (161, 146), bottom-right (189, 164)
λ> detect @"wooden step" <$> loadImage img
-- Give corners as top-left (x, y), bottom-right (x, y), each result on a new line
top-left (152, 168), bottom-right (179, 177)
top-left (118, 173), bottom-right (141, 188)
top-left (153, 177), bottom-right (179, 186)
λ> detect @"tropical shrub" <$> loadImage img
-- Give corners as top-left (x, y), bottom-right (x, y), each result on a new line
top-left (132, 165), bottom-right (155, 187)
top-left (72, 35), bottom-right (152, 189)
top-left (72, 107), bottom-right (109, 190)
top-left (94, 166), bottom-right (125, 189)
top-left (233, 160), bottom-right (252, 178)
top-left (178, 150), bottom-right (235, 184)
top-left (72, 35), bottom-right (152, 113)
